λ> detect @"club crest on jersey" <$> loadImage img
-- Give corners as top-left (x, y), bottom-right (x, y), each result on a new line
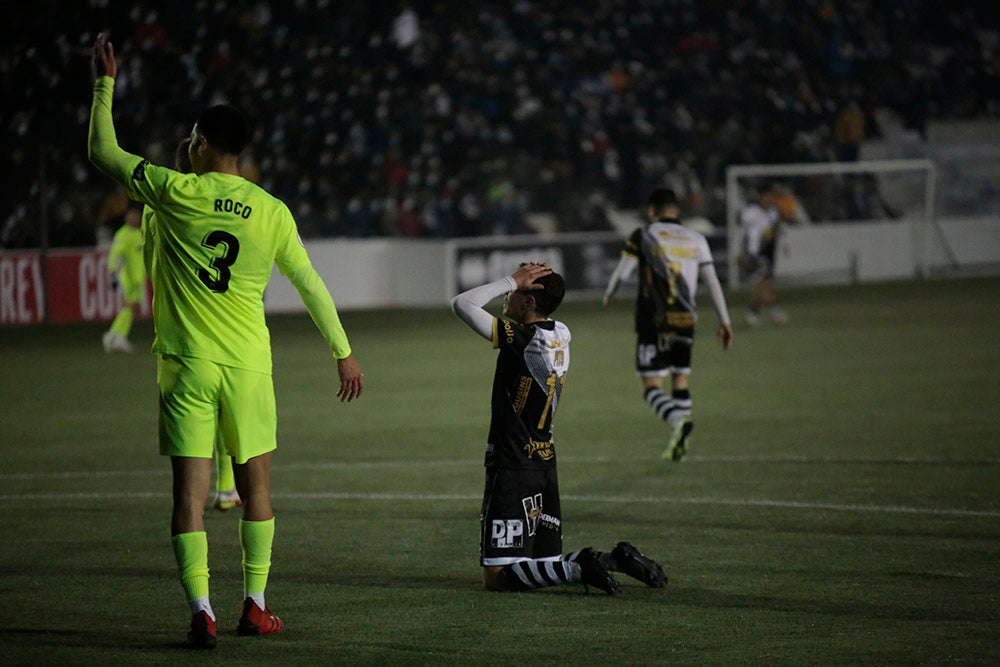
top-left (131, 160), bottom-right (148, 182)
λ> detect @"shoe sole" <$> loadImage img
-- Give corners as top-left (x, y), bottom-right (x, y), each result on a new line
top-left (577, 549), bottom-right (623, 596)
top-left (237, 616), bottom-right (284, 636)
top-left (237, 623), bottom-right (283, 637)
top-left (612, 542), bottom-right (667, 588)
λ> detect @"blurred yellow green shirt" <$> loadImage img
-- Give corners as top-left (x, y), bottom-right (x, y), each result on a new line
top-left (107, 223), bottom-right (145, 290)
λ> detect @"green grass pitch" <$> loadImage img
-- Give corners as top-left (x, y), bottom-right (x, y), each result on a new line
top-left (1, 276), bottom-right (998, 664)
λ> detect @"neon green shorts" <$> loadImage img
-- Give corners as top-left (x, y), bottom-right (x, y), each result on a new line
top-left (157, 355), bottom-right (276, 464)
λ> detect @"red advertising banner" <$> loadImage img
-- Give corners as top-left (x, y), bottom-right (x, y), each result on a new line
top-left (0, 252), bottom-right (45, 325)
top-left (0, 248), bottom-right (151, 326)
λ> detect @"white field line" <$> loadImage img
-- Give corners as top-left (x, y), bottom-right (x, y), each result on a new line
top-left (2, 490), bottom-right (998, 519)
top-left (3, 457), bottom-right (998, 518)
top-left (2, 454), bottom-right (998, 482)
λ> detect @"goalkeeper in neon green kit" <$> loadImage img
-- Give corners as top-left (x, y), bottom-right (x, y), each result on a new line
top-left (102, 205), bottom-right (144, 353)
top-left (89, 33), bottom-right (365, 649)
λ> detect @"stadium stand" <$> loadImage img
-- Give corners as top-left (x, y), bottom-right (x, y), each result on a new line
top-left (2, 1), bottom-right (996, 248)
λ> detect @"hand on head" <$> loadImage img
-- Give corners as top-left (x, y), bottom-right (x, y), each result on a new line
top-left (92, 33), bottom-right (117, 80)
top-left (512, 262), bottom-right (552, 292)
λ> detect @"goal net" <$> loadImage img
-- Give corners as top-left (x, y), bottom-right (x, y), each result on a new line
top-left (724, 159), bottom-right (951, 289)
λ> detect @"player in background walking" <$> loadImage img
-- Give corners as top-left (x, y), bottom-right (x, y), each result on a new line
top-left (603, 187), bottom-right (733, 461)
top-left (452, 261), bottom-right (667, 595)
top-left (89, 33), bottom-right (364, 649)
top-left (739, 183), bottom-right (788, 325)
top-left (102, 205), bottom-right (145, 352)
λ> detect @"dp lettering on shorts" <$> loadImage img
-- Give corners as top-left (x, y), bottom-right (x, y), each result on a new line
top-left (490, 519), bottom-right (524, 548)
top-left (638, 344), bottom-right (657, 367)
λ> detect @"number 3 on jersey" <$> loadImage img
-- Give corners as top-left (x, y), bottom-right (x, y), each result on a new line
top-left (198, 230), bottom-right (240, 293)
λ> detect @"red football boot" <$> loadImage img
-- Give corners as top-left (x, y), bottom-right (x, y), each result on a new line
top-left (186, 610), bottom-right (218, 649)
top-left (237, 597), bottom-right (284, 636)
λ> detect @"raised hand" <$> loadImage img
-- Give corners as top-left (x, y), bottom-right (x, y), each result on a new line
top-left (92, 33), bottom-right (118, 80)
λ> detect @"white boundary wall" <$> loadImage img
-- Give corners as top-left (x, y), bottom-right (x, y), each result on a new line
top-left (264, 238), bottom-right (447, 311)
top-left (777, 215), bottom-right (1000, 284)
top-left (262, 215), bottom-right (1000, 313)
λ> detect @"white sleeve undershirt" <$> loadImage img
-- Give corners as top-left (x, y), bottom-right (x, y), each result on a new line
top-left (450, 276), bottom-right (516, 340)
top-left (699, 263), bottom-right (731, 326)
top-left (604, 254), bottom-right (638, 301)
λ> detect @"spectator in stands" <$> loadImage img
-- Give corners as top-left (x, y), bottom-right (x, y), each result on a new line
top-left (5, 2), bottom-right (997, 245)
top-left (833, 100), bottom-right (866, 162)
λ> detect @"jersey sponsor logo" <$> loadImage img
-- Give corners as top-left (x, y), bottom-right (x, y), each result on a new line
top-left (490, 519), bottom-right (524, 548)
top-left (521, 493), bottom-right (543, 537)
top-left (523, 438), bottom-right (554, 461)
top-left (539, 513), bottom-right (560, 531)
top-left (668, 246), bottom-right (698, 259)
top-left (513, 375), bottom-right (532, 415)
top-left (502, 319), bottom-right (515, 344)
top-left (214, 198), bottom-right (253, 219)
top-left (131, 160), bottom-right (148, 182)
top-left (653, 311), bottom-right (695, 329)
top-left (638, 343), bottom-right (658, 367)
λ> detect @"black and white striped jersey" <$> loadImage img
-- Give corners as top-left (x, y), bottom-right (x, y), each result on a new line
top-left (486, 317), bottom-right (571, 470)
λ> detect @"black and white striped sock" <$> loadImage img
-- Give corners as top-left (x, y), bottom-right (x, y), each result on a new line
top-left (644, 387), bottom-right (692, 423)
top-left (503, 558), bottom-right (582, 590)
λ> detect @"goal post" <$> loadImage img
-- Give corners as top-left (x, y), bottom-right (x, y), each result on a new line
top-left (725, 158), bottom-right (949, 289)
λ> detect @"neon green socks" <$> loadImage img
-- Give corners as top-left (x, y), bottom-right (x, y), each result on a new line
top-left (171, 531), bottom-right (214, 618)
top-left (110, 307), bottom-right (133, 337)
top-left (240, 518), bottom-right (275, 602)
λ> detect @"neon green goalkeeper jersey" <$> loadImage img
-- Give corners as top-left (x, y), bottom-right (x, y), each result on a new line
top-left (108, 223), bottom-right (145, 289)
top-left (89, 76), bottom-right (351, 372)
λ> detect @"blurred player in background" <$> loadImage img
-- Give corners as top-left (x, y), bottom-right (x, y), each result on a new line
top-left (453, 262), bottom-right (667, 596)
top-left (102, 205), bottom-right (144, 353)
top-left (89, 33), bottom-right (364, 649)
top-left (739, 183), bottom-right (788, 325)
top-left (603, 187), bottom-right (733, 461)
top-left (142, 137), bottom-right (240, 512)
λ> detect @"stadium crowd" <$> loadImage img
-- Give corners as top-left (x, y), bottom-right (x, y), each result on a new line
top-left (2, 0), bottom-right (996, 248)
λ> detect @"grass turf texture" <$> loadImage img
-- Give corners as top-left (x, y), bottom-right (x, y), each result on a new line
top-left (1, 276), bottom-right (997, 665)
